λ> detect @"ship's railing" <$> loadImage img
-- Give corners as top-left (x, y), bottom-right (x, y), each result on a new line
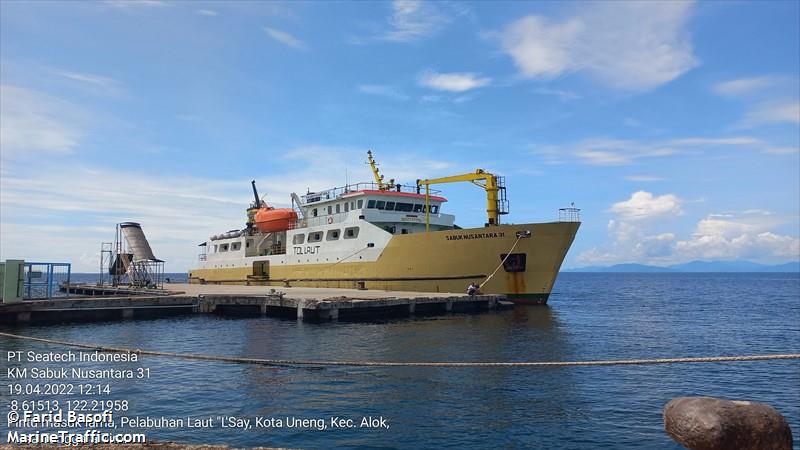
top-left (294, 211), bottom-right (349, 229)
top-left (558, 207), bottom-right (581, 222)
top-left (302, 182), bottom-right (441, 204)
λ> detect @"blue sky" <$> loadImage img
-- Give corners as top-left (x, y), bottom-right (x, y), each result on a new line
top-left (1, 0), bottom-right (798, 272)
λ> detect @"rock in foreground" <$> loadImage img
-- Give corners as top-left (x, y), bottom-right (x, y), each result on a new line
top-left (663, 396), bottom-right (792, 450)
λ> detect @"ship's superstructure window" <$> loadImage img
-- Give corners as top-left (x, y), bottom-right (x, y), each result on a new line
top-left (293, 234), bottom-right (305, 245)
top-left (401, 229), bottom-right (409, 234)
top-left (345, 203), bottom-right (350, 212)
top-left (312, 208), bottom-right (318, 217)
top-left (396, 202), bottom-right (413, 212)
top-left (367, 200), bottom-right (376, 208)
top-left (231, 242), bottom-right (241, 251)
top-left (385, 201), bottom-right (395, 211)
top-left (219, 244), bottom-right (229, 252)
top-left (326, 229), bottom-right (340, 240)
top-left (413, 204), bottom-right (423, 213)
top-left (336, 204), bottom-right (341, 213)
top-left (327, 206), bottom-right (332, 215)
top-left (344, 227), bottom-right (359, 239)
top-left (246, 240), bottom-right (251, 248)
top-left (308, 232), bottom-right (323, 243)
top-left (357, 200), bottom-right (363, 209)
top-left (430, 205), bottom-right (439, 214)
top-left (376, 200), bottom-right (386, 210)
top-left (213, 244), bottom-right (218, 252)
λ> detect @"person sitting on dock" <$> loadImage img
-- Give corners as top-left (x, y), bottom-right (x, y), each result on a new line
top-left (467, 282), bottom-right (480, 296)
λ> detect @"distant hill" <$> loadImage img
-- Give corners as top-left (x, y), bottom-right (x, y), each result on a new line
top-left (567, 264), bottom-right (674, 273)
top-left (566, 260), bottom-right (800, 273)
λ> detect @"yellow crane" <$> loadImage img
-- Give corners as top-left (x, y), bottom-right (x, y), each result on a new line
top-left (366, 150), bottom-right (394, 191)
top-left (417, 169), bottom-right (509, 231)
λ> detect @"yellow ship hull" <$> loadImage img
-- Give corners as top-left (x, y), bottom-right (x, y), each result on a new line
top-left (189, 222), bottom-right (580, 304)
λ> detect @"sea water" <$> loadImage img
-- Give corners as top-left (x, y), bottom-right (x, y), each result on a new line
top-left (2, 273), bottom-right (798, 449)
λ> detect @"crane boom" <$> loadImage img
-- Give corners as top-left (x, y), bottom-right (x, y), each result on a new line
top-left (416, 169), bottom-right (508, 231)
top-left (366, 150), bottom-right (394, 191)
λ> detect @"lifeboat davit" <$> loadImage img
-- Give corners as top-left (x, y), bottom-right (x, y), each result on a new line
top-left (254, 206), bottom-right (298, 233)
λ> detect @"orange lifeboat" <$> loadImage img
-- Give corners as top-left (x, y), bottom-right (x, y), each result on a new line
top-left (254, 206), bottom-right (298, 233)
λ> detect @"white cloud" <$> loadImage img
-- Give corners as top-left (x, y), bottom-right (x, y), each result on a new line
top-left (104, 0), bottom-right (167, 9)
top-left (575, 149), bottom-right (633, 166)
top-left (713, 76), bottom-right (779, 96)
top-left (499, 2), bottom-right (697, 91)
top-left (357, 84), bottom-right (409, 101)
top-left (538, 135), bottom-right (782, 166)
top-left (52, 69), bottom-right (125, 96)
top-left (263, 26), bottom-right (306, 50)
top-left (667, 137), bottom-right (762, 146)
top-left (578, 203), bottom-right (799, 266)
top-left (762, 146), bottom-right (800, 155)
top-left (570, 138), bottom-right (678, 166)
top-left (740, 101), bottom-right (800, 127)
top-left (198, 9), bottom-right (218, 16)
top-left (610, 191), bottom-right (682, 221)
top-left (0, 85), bottom-right (83, 156)
top-left (532, 87), bottom-right (581, 101)
top-left (383, 0), bottom-right (450, 42)
top-left (418, 71), bottom-right (491, 92)
top-left (675, 215), bottom-right (800, 261)
top-left (625, 175), bottom-right (665, 182)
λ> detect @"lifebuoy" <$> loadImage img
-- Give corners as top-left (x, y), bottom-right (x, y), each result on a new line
top-left (327, 216), bottom-right (333, 225)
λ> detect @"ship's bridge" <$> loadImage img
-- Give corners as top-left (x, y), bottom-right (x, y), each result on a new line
top-left (298, 182), bottom-right (454, 233)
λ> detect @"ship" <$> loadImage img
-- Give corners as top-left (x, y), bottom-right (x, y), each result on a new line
top-left (189, 151), bottom-right (580, 304)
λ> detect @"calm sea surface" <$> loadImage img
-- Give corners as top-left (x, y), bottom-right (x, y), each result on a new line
top-left (2, 273), bottom-right (799, 449)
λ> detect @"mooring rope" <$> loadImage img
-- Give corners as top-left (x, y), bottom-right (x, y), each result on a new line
top-left (1, 332), bottom-right (798, 368)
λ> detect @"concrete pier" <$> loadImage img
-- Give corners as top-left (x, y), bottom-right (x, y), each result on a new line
top-left (0, 283), bottom-right (509, 325)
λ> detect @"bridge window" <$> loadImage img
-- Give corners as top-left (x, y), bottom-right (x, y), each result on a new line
top-left (312, 208), bottom-right (318, 217)
top-left (231, 242), bottom-right (241, 251)
top-left (219, 244), bottom-right (229, 252)
top-left (293, 234), bottom-right (304, 245)
top-left (308, 232), bottom-right (323, 243)
top-left (367, 200), bottom-right (376, 209)
top-left (430, 205), bottom-right (439, 214)
top-left (344, 227), bottom-right (360, 239)
top-left (358, 200), bottom-right (364, 209)
top-left (376, 200), bottom-right (386, 210)
top-left (413, 204), bottom-right (423, 213)
top-left (327, 206), bottom-right (332, 215)
top-left (326, 229), bottom-right (340, 241)
top-left (385, 201), bottom-right (395, 211)
top-left (336, 204), bottom-right (341, 213)
top-left (396, 202), bottom-right (413, 212)
top-left (345, 203), bottom-right (350, 212)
